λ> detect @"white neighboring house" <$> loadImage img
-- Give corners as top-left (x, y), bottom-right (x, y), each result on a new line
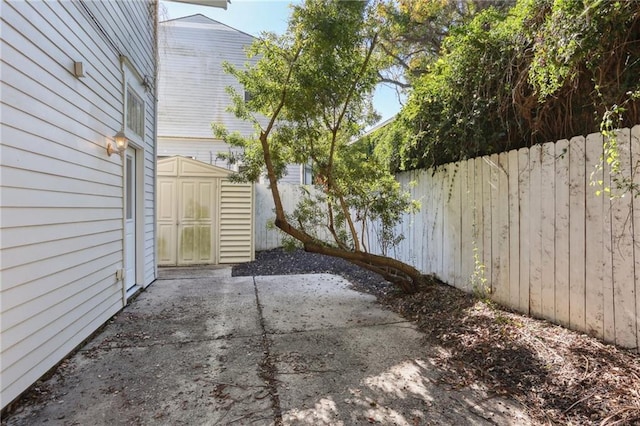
top-left (157, 14), bottom-right (312, 184)
top-left (0, 0), bottom-right (220, 411)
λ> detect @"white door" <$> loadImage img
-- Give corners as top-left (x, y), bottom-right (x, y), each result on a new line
top-left (125, 148), bottom-right (137, 290)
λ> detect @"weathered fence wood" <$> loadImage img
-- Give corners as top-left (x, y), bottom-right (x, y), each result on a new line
top-left (569, 136), bottom-right (586, 331)
top-left (518, 148), bottom-right (531, 314)
top-left (541, 142), bottom-right (556, 321)
top-left (529, 144), bottom-right (543, 317)
top-left (610, 128), bottom-right (636, 347)
top-left (585, 132), bottom-right (605, 339)
top-left (461, 159), bottom-right (475, 291)
top-left (555, 139), bottom-right (570, 326)
top-left (632, 125), bottom-right (640, 350)
top-left (508, 150), bottom-right (520, 308)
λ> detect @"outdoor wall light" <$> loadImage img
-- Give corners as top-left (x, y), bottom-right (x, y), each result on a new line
top-left (107, 131), bottom-right (128, 156)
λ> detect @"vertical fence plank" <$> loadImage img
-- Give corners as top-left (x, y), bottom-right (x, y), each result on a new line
top-left (454, 163), bottom-right (464, 286)
top-left (529, 144), bottom-right (543, 317)
top-left (602, 134), bottom-right (616, 345)
top-left (433, 166), bottom-right (445, 279)
top-left (461, 158), bottom-right (475, 291)
top-left (610, 128), bottom-right (636, 347)
top-left (494, 153), bottom-right (510, 305)
top-left (569, 136), bottom-right (586, 331)
top-left (423, 169), bottom-right (433, 274)
top-left (473, 157), bottom-right (484, 292)
top-left (442, 164), bottom-right (453, 284)
top-left (541, 142), bottom-right (556, 321)
top-left (518, 148), bottom-right (531, 314)
top-left (414, 170), bottom-right (422, 271)
top-left (555, 139), bottom-right (571, 326)
top-left (508, 149), bottom-right (520, 309)
top-left (482, 156), bottom-right (493, 295)
top-left (632, 125), bottom-right (640, 350)
top-left (585, 132), bottom-right (605, 339)
top-left (490, 154), bottom-right (501, 296)
top-left (455, 161), bottom-right (468, 287)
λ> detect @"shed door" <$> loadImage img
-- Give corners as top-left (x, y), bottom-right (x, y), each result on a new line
top-left (157, 177), bottom-right (178, 265)
top-left (157, 177), bottom-right (218, 266)
top-left (177, 179), bottom-right (217, 264)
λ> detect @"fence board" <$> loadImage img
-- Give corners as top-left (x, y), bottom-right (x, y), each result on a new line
top-left (433, 167), bottom-right (445, 279)
top-left (452, 163), bottom-right (464, 285)
top-left (508, 150), bottom-right (520, 308)
top-left (529, 144), bottom-right (543, 317)
top-left (541, 142), bottom-right (556, 321)
top-left (602, 134), bottom-right (615, 344)
top-left (518, 148), bottom-right (531, 314)
top-left (610, 128), bottom-right (636, 347)
top-left (442, 164), bottom-right (453, 283)
top-left (494, 153), bottom-right (510, 305)
top-left (555, 139), bottom-right (570, 326)
top-left (473, 157), bottom-right (484, 292)
top-left (632, 125), bottom-right (640, 350)
top-left (569, 136), bottom-right (586, 331)
top-left (482, 156), bottom-right (493, 295)
top-left (461, 159), bottom-right (475, 291)
top-left (585, 133), bottom-right (605, 339)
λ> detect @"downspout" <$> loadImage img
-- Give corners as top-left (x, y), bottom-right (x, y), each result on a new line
top-left (153, 0), bottom-right (159, 281)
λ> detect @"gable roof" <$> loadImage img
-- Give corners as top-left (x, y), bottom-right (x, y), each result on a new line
top-left (165, 0), bottom-right (227, 9)
top-left (160, 14), bottom-right (256, 39)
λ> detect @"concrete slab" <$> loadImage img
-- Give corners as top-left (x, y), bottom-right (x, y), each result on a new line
top-left (2, 269), bottom-right (532, 426)
top-left (256, 275), bottom-right (530, 425)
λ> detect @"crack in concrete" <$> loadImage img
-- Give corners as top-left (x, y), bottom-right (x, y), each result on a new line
top-left (253, 277), bottom-right (283, 426)
top-left (264, 320), bottom-right (414, 336)
top-left (78, 333), bottom-right (264, 353)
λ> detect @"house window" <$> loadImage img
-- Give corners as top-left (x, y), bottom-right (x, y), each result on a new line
top-left (244, 90), bottom-right (253, 103)
top-left (126, 86), bottom-right (144, 138)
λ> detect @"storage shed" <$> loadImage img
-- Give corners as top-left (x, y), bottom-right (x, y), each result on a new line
top-left (157, 156), bottom-right (254, 265)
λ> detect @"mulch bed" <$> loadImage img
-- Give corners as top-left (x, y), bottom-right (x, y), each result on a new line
top-left (234, 248), bottom-right (640, 425)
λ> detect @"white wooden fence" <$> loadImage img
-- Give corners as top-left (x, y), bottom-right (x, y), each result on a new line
top-left (253, 126), bottom-right (639, 349)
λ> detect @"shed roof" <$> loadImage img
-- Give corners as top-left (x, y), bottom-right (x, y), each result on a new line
top-left (158, 156), bottom-right (235, 178)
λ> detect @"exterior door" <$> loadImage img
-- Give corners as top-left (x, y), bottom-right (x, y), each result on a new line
top-left (124, 148), bottom-right (137, 290)
top-left (177, 179), bottom-right (216, 265)
top-left (157, 177), bottom-right (178, 265)
top-left (157, 177), bottom-right (216, 265)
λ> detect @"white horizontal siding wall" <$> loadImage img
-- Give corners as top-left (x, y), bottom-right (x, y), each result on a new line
top-left (157, 15), bottom-right (306, 184)
top-left (0, 0), bottom-right (157, 409)
top-left (158, 136), bottom-right (241, 169)
top-left (158, 14), bottom-right (257, 139)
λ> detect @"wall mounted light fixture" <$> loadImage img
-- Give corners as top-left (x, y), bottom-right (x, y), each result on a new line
top-left (107, 131), bottom-right (128, 157)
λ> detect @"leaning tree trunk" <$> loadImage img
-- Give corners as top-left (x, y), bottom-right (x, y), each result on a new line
top-left (259, 122), bottom-right (424, 294)
top-left (274, 217), bottom-right (424, 294)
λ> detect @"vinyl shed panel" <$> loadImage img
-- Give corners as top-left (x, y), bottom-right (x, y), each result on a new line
top-left (157, 157), bottom-right (254, 266)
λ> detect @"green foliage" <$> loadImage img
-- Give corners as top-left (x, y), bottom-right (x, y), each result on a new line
top-left (371, 0), bottom-right (640, 172)
top-left (214, 0), bottom-right (417, 254)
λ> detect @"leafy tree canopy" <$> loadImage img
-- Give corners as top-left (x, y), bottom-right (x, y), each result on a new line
top-left (371, 0), bottom-right (640, 172)
top-left (214, 0), bottom-right (425, 293)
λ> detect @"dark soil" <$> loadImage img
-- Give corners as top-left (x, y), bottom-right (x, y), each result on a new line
top-left (234, 248), bottom-right (640, 426)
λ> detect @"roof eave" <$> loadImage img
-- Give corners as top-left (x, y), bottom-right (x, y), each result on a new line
top-left (164, 0), bottom-right (228, 10)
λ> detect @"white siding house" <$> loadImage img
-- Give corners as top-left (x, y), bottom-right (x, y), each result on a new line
top-left (0, 0), bottom-right (158, 410)
top-left (157, 14), bottom-right (309, 185)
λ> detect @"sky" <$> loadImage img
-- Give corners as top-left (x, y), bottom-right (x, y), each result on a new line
top-left (160, 0), bottom-right (403, 124)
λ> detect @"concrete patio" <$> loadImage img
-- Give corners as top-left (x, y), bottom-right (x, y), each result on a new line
top-left (3, 267), bottom-right (530, 425)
